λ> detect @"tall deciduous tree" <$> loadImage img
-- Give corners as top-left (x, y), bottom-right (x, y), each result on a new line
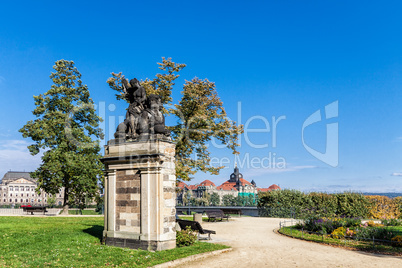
top-left (107, 58), bottom-right (243, 181)
top-left (19, 60), bottom-right (104, 214)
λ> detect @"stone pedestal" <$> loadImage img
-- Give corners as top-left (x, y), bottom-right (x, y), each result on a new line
top-left (101, 139), bottom-right (176, 251)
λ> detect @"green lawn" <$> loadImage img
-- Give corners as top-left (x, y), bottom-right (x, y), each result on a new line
top-left (0, 216), bottom-right (228, 267)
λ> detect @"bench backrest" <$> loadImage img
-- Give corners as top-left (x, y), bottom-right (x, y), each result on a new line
top-left (221, 208), bottom-right (242, 215)
top-left (177, 219), bottom-right (207, 234)
top-left (206, 210), bottom-right (225, 217)
top-left (24, 207), bottom-right (47, 212)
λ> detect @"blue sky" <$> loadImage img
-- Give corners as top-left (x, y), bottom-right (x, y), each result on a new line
top-left (0, 1), bottom-right (401, 192)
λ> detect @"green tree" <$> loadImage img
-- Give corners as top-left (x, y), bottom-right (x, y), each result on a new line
top-left (19, 60), bottom-right (104, 214)
top-left (47, 195), bottom-right (56, 208)
top-left (222, 194), bottom-right (236, 206)
top-left (210, 192), bottom-right (220, 206)
top-left (107, 58), bottom-right (243, 181)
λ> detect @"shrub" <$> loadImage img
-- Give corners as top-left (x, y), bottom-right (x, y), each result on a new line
top-left (391, 235), bottom-right (402, 247)
top-left (258, 190), bottom-right (371, 219)
top-left (395, 197), bottom-right (402, 219)
top-left (302, 217), bottom-right (361, 234)
top-left (341, 217), bottom-right (361, 227)
top-left (366, 195), bottom-right (400, 219)
top-left (334, 192), bottom-right (371, 218)
top-left (381, 218), bottom-right (402, 226)
top-left (176, 226), bottom-right (197, 247)
top-left (355, 226), bottom-right (395, 240)
top-left (331, 227), bottom-right (346, 239)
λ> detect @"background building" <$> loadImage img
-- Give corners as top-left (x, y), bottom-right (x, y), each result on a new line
top-left (0, 171), bottom-right (64, 207)
top-left (176, 166), bottom-right (281, 205)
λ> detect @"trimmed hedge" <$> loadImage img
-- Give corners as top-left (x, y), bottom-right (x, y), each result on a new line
top-left (257, 190), bottom-right (397, 219)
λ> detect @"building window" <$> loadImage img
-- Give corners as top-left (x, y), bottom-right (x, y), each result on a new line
top-left (21, 194), bottom-right (24, 197)
top-left (15, 199), bottom-right (17, 202)
top-left (9, 187), bottom-right (13, 191)
top-left (25, 187), bottom-right (29, 191)
top-left (15, 187), bottom-right (18, 191)
top-left (9, 199), bottom-right (12, 202)
top-left (26, 199), bottom-right (28, 202)
top-left (10, 194), bottom-right (12, 197)
top-left (20, 199), bottom-right (23, 203)
top-left (20, 187), bottom-right (24, 191)
top-left (31, 186), bottom-right (35, 191)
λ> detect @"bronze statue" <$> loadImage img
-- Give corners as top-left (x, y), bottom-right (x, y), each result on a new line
top-left (139, 94), bottom-right (170, 136)
top-left (114, 78), bottom-right (170, 142)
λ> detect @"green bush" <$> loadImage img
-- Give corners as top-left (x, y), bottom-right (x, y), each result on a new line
top-left (381, 219), bottom-right (402, 226)
top-left (258, 190), bottom-right (373, 219)
top-left (176, 226), bottom-right (197, 247)
top-left (355, 226), bottom-right (396, 240)
top-left (301, 217), bottom-right (362, 234)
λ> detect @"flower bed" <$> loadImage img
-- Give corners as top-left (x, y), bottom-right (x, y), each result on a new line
top-left (281, 217), bottom-right (402, 255)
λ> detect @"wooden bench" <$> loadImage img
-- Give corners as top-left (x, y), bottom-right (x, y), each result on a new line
top-left (206, 209), bottom-right (229, 222)
top-left (176, 219), bottom-right (216, 240)
top-left (22, 206), bottom-right (48, 215)
top-left (221, 208), bottom-right (243, 217)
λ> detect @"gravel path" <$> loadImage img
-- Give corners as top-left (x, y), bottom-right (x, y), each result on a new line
top-left (177, 217), bottom-right (401, 268)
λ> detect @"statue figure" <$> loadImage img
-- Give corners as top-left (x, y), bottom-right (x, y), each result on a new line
top-left (139, 94), bottom-right (170, 136)
top-left (114, 78), bottom-right (170, 142)
top-left (124, 78), bottom-right (146, 138)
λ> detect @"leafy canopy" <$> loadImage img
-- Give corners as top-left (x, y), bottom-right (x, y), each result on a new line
top-left (19, 60), bottom-right (104, 210)
top-left (107, 57), bottom-right (243, 181)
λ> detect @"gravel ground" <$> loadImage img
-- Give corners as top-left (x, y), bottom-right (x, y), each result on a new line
top-left (177, 217), bottom-right (402, 268)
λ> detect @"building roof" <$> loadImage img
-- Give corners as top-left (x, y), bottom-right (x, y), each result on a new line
top-left (257, 184), bottom-right (281, 192)
top-left (187, 185), bottom-right (198, 190)
top-left (239, 178), bottom-right (252, 186)
top-left (216, 181), bottom-right (238, 191)
top-left (2, 171), bottom-right (32, 180)
top-left (256, 188), bottom-right (271, 192)
top-left (177, 181), bottom-right (188, 189)
top-left (198, 180), bottom-right (216, 187)
top-left (1, 171), bottom-right (34, 184)
top-left (268, 184), bottom-right (281, 190)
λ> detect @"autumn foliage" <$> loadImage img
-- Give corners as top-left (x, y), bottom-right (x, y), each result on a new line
top-left (366, 195), bottom-right (400, 219)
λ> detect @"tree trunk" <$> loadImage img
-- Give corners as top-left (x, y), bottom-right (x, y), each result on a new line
top-left (61, 186), bottom-right (69, 215)
top-left (61, 204), bottom-right (69, 215)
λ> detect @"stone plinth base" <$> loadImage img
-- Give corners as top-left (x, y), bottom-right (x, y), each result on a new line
top-left (101, 140), bottom-right (176, 251)
top-left (105, 237), bottom-right (176, 251)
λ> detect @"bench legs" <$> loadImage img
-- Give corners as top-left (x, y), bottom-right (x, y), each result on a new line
top-left (197, 233), bottom-right (211, 240)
